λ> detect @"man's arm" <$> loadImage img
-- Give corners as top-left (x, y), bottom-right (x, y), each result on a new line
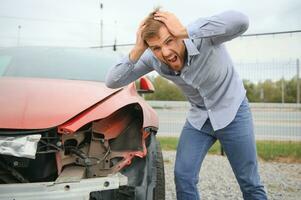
top-left (154, 10), bottom-right (249, 45)
top-left (105, 51), bottom-right (154, 89)
top-left (187, 10), bottom-right (249, 45)
top-left (105, 19), bottom-right (154, 89)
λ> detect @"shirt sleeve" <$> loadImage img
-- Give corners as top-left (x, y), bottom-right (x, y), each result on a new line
top-left (186, 10), bottom-right (249, 45)
top-left (105, 49), bottom-right (154, 88)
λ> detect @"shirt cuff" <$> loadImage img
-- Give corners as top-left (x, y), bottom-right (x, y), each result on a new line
top-left (122, 54), bottom-right (136, 68)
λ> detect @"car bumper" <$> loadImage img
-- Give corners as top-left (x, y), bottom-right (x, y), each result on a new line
top-left (0, 173), bottom-right (128, 200)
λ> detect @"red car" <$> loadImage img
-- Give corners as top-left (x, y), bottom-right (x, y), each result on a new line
top-left (0, 47), bottom-right (165, 200)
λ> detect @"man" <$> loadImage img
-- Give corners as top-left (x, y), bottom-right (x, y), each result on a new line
top-left (105, 9), bottom-right (268, 200)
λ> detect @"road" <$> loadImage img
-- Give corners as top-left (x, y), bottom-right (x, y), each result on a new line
top-left (154, 107), bottom-right (301, 141)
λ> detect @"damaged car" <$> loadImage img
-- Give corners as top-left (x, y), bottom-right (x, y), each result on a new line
top-left (0, 47), bottom-right (165, 200)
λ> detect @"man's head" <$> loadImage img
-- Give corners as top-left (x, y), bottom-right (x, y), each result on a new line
top-left (141, 9), bottom-right (186, 72)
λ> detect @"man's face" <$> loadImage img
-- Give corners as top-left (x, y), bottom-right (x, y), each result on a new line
top-left (145, 26), bottom-right (186, 72)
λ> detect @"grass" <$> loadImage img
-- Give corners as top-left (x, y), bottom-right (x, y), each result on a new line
top-left (158, 137), bottom-right (301, 163)
top-left (256, 140), bottom-right (301, 162)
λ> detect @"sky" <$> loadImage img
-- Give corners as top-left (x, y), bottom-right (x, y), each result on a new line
top-left (0, 0), bottom-right (301, 81)
top-left (0, 0), bottom-right (300, 47)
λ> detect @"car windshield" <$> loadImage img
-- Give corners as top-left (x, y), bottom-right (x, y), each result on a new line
top-left (0, 47), bottom-right (121, 82)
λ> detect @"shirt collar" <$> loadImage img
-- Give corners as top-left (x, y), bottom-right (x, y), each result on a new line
top-left (183, 39), bottom-right (200, 65)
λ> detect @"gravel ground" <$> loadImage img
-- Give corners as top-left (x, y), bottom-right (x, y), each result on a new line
top-left (163, 151), bottom-right (301, 200)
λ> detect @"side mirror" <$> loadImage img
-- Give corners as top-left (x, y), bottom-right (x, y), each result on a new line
top-left (137, 77), bottom-right (155, 94)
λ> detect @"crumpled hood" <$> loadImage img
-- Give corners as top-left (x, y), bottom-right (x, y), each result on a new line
top-left (0, 77), bottom-right (120, 129)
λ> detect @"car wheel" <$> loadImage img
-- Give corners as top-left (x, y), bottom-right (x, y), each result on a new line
top-left (153, 138), bottom-right (165, 200)
top-left (89, 133), bottom-right (165, 200)
top-left (132, 133), bottom-right (165, 200)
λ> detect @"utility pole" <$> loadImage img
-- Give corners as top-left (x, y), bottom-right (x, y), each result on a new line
top-left (297, 59), bottom-right (300, 104)
top-left (99, 1), bottom-right (103, 47)
top-left (17, 25), bottom-right (21, 46)
top-left (281, 76), bottom-right (285, 104)
top-left (113, 20), bottom-right (117, 51)
top-left (113, 38), bottom-right (117, 51)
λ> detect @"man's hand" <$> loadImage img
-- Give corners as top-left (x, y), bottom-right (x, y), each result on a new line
top-left (129, 19), bottom-right (148, 63)
top-left (154, 11), bottom-right (188, 39)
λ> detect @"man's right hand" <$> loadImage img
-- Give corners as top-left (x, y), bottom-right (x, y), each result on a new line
top-left (129, 19), bottom-right (148, 63)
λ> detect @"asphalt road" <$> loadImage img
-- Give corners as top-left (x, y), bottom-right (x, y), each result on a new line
top-left (155, 108), bottom-right (301, 140)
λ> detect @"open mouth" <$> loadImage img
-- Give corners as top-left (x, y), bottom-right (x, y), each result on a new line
top-left (167, 55), bottom-right (177, 63)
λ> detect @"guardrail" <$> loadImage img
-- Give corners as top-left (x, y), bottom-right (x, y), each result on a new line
top-left (147, 100), bottom-right (301, 110)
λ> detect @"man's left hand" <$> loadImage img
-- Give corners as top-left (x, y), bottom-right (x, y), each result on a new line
top-left (154, 11), bottom-right (188, 39)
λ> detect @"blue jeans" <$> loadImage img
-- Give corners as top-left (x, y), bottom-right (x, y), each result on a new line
top-left (174, 98), bottom-right (267, 200)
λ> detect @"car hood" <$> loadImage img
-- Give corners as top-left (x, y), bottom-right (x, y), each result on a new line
top-left (0, 77), bottom-right (121, 129)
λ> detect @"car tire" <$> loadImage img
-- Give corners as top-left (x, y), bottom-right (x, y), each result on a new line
top-left (153, 139), bottom-right (165, 200)
top-left (89, 134), bottom-right (165, 200)
top-left (122, 133), bottom-right (166, 200)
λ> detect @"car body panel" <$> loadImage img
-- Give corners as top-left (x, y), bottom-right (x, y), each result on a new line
top-left (58, 83), bottom-right (159, 134)
top-left (0, 77), bottom-right (120, 129)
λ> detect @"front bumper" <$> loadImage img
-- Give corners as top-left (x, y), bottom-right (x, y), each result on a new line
top-left (0, 173), bottom-right (127, 200)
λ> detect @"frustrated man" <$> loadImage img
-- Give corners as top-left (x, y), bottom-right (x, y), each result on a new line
top-left (105, 8), bottom-right (268, 200)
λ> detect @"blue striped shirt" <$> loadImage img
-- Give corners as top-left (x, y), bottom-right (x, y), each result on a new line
top-left (105, 10), bottom-right (249, 131)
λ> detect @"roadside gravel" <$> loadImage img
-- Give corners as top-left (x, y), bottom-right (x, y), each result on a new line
top-left (163, 151), bottom-right (301, 200)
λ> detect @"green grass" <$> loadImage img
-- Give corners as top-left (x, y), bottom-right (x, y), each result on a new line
top-left (158, 137), bottom-right (301, 163)
top-left (256, 141), bottom-right (301, 162)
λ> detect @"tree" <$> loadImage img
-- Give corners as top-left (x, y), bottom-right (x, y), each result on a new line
top-left (144, 76), bottom-right (186, 101)
top-left (141, 75), bottom-right (299, 103)
top-left (243, 80), bottom-right (260, 102)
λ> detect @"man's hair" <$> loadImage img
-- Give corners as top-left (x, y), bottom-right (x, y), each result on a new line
top-left (141, 7), bottom-right (165, 41)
